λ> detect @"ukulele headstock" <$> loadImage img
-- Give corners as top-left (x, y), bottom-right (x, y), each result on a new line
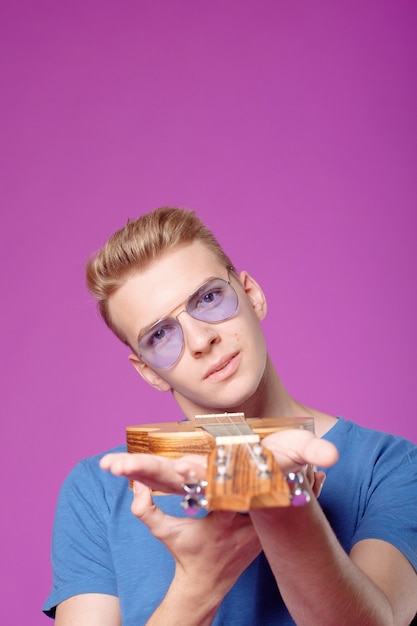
top-left (179, 413), bottom-right (311, 514)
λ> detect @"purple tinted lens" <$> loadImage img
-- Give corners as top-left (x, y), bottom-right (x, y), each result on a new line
top-left (186, 278), bottom-right (238, 322)
top-left (139, 319), bottom-right (184, 369)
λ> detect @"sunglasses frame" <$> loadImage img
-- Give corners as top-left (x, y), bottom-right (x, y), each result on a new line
top-left (138, 267), bottom-right (238, 369)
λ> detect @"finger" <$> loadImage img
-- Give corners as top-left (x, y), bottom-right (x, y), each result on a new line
top-left (174, 457), bottom-right (208, 483)
top-left (305, 463), bottom-right (316, 485)
top-left (209, 512), bottom-right (261, 554)
top-left (131, 480), bottom-right (154, 519)
top-left (312, 470), bottom-right (327, 498)
top-left (100, 452), bottom-right (186, 493)
top-left (131, 481), bottom-right (175, 539)
top-left (262, 429), bottom-right (339, 471)
top-left (177, 454), bottom-right (208, 468)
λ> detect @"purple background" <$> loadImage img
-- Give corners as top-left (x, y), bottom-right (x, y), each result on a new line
top-left (1, 1), bottom-right (416, 623)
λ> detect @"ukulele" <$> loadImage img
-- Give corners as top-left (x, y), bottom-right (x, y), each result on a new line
top-left (126, 413), bottom-right (314, 514)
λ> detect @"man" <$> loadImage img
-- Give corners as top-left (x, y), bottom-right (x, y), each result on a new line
top-left (44, 206), bottom-right (417, 625)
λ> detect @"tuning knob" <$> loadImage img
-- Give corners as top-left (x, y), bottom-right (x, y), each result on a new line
top-left (286, 472), bottom-right (311, 507)
top-left (180, 481), bottom-right (208, 516)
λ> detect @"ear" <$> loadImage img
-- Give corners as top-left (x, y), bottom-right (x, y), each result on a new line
top-left (238, 271), bottom-right (267, 321)
top-left (128, 353), bottom-right (172, 392)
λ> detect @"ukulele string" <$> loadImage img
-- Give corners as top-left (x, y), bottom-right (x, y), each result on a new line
top-left (213, 413), bottom-right (267, 474)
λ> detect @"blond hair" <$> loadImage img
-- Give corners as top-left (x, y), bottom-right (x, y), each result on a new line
top-left (86, 206), bottom-right (235, 341)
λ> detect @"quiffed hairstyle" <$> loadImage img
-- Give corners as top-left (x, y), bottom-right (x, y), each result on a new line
top-left (86, 206), bottom-right (235, 342)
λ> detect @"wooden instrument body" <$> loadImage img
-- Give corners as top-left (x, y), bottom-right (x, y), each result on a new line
top-left (126, 416), bottom-right (314, 512)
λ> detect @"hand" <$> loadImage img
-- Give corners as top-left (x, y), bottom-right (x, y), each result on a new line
top-left (100, 451), bottom-right (207, 494)
top-left (101, 453), bottom-right (261, 618)
top-left (261, 427), bottom-right (339, 474)
top-left (131, 481), bottom-right (261, 596)
top-left (260, 428), bottom-right (338, 499)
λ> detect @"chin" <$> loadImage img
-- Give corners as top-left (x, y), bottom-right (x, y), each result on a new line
top-left (209, 380), bottom-right (264, 414)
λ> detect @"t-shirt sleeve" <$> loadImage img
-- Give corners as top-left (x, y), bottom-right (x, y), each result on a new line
top-left (43, 458), bottom-right (118, 617)
top-left (351, 437), bottom-right (417, 572)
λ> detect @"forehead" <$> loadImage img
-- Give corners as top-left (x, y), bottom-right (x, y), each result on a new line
top-left (108, 241), bottom-right (226, 344)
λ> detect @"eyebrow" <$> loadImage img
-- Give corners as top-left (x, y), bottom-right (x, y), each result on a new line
top-left (136, 275), bottom-right (219, 344)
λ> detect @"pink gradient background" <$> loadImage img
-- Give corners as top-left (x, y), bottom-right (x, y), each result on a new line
top-left (1, 1), bottom-right (416, 623)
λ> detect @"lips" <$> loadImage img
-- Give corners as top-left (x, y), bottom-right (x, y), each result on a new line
top-left (204, 352), bottom-right (239, 380)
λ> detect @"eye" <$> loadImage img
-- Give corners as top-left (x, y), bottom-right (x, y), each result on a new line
top-left (198, 288), bottom-right (223, 311)
top-left (202, 289), bottom-right (219, 305)
top-left (143, 320), bottom-right (178, 348)
top-left (152, 327), bottom-right (167, 342)
top-left (190, 280), bottom-right (226, 314)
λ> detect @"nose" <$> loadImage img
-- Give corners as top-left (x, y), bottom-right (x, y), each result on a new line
top-left (177, 310), bottom-right (220, 358)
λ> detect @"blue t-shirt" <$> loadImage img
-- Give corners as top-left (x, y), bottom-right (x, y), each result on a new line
top-left (43, 418), bottom-right (417, 624)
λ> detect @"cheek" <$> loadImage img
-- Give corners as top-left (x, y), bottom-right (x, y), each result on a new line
top-left (235, 308), bottom-right (266, 343)
top-left (243, 313), bottom-right (268, 355)
top-left (231, 316), bottom-right (268, 370)
top-left (153, 363), bottom-right (194, 393)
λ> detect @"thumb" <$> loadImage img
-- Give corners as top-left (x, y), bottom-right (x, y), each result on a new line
top-left (131, 481), bottom-right (163, 527)
top-left (263, 429), bottom-right (339, 472)
top-left (131, 481), bottom-right (187, 544)
top-left (311, 470), bottom-right (327, 498)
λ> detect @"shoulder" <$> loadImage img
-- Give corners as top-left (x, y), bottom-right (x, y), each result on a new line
top-left (65, 444), bottom-right (126, 479)
top-left (320, 418), bottom-right (417, 496)
top-left (326, 419), bottom-right (417, 571)
top-left (319, 418), bottom-right (417, 569)
top-left (321, 418), bottom-right (417, 530)
top-left (324, 417), bottom-right (417, 464)
top-left (58, 444), bottom-right (128, 511)
top-left (320, 417), bottom-right (417, 522)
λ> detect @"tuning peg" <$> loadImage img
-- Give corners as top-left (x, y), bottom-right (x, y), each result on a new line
top-left (180, 481), bottom-right (208, 516)
top-left (286, 472), bottom-right (311, 507)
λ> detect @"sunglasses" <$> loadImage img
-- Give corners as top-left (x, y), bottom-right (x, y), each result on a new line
top-left (138, 268), bottom-right (239, 369)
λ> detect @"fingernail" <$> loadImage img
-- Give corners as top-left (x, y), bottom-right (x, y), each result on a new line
top-left (133, 481), bottom-right (144, 494)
